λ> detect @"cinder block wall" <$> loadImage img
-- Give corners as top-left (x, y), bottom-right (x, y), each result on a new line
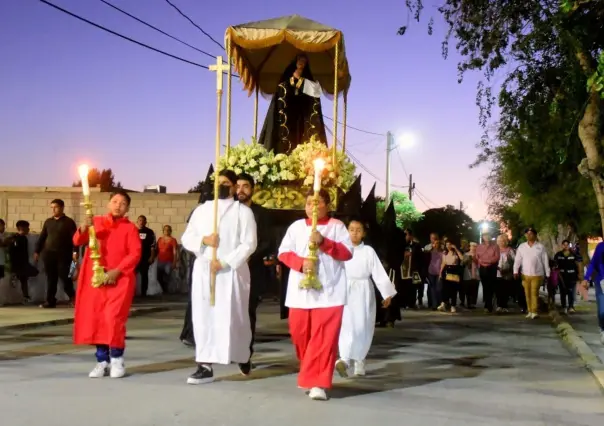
top-left (0, 186), bottom-right (199, 242)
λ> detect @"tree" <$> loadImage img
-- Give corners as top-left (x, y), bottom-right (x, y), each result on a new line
top-left (72, 168), bottom-right (122, 192)
top-left (400, 1), bottom-right (604, 234)
top-left (376, 191), bottom-right (423, 228)
top-left (412, 205), bottom-right (476, 244)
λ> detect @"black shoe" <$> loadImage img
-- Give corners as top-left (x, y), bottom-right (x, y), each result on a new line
top-left (39, 302), bottom-right (56, 309)
top-left (186, 364), bottom-right (214, 385)
top-left (238, 361), bottom-right (252, 376)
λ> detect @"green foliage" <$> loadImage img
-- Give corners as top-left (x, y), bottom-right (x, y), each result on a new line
top-left (412, 205), bottom-right (476, 244)
top-left (400, 0), bottom-right (604, 237)
top-left (376, 191), bottom-right (423, 228)
top-left (72, 168), bottom-right (122, 192)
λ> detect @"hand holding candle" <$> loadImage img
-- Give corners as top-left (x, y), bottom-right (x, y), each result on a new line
top-left (78, 164), bottom-right (90, 196)
top-left (313, 158), bottom-right (326, 191)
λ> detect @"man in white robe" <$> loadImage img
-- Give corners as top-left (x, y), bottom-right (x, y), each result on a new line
top-left (181, 170), bottom-right (257, 385)
top-left (278, 189), bottom-right (353, 401)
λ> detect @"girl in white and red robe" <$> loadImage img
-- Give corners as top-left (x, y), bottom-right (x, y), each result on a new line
top-left (335, 219), bottom-right (396, 377)
top-left (278, 189), bottom-right (353, 401)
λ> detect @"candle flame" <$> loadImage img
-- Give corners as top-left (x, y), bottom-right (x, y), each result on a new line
top-left (313, 158), bottom-right (325, 171)
top-left (78, 164), bottom-right (89, 179)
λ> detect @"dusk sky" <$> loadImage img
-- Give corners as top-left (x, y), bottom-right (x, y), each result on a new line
top-left (0, 0), bottom-right (492, 220)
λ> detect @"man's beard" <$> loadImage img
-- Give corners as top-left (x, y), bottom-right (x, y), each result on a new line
top-left (237, 193), bottom-right (251, 203)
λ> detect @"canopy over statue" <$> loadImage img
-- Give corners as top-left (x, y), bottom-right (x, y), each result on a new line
top-left (225, 15), bottom-right (351, 154)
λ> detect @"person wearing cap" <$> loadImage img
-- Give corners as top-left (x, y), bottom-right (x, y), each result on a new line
top-left (475, 230), bottom-right (500, 313)
top-left (513, 227), bottom-right (550, 320)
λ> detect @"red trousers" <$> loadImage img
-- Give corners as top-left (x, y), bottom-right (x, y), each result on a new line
top-left (288, 306), bottom-right (344, 389)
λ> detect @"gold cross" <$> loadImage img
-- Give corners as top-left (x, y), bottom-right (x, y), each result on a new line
top-left (209, 56), bottom-right (231, 92)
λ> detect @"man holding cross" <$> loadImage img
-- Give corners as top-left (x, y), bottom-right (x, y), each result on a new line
top-left (181, 170), bottom-right (258, 384)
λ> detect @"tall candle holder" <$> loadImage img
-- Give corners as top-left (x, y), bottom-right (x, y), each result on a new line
top-left (78, 164), bottom-right (107, 288)
top-left (299, 158), bottom-right (325, 291)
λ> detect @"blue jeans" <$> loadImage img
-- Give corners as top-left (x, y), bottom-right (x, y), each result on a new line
top-left (427, 274), bottom-right (442, 309)
top-left (596, 279), bottom-right (604, 331)
top-left (96, 345), bottom-right (124, 362)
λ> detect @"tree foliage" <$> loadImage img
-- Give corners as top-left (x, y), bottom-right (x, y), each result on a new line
top-left (412, 205), bottom-right (476, 244)
top-left (72, 168), bottom-right (122, 192)
top-left (401, 0), bottom-right (604, 236)
top-left (376, 191), bottom-right (423, 228)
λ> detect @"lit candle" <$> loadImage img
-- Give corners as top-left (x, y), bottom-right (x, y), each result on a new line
top-left (78, 164), bottom-right (90, 196)
top-left (313, 158), bottom-right (325, 192)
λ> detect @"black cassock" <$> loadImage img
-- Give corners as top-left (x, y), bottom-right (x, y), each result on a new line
top-left (257, 58), bottom-right (328, 154)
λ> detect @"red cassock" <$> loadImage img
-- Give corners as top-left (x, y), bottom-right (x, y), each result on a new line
top-left (72, 214), bottom-right (142, 348)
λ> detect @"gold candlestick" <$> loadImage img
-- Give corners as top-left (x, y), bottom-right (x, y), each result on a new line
top-left (78, 164), bottom-right (106, 288)
top-left (299, 159), bottom-right (325, 291)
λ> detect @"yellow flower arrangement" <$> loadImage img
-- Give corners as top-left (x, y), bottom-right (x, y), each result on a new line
top-left (218, 136), bottom-right (356, 191)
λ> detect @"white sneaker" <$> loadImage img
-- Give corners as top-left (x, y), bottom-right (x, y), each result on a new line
top-left (354, 360), bottom-right (366, 376)
top-left (335, 359), bottom-right (349, 378)
top-left (450, 306), bottom-right (457, 313)
top-left (110, 357), bottom-right (126, 378)
top-left (89, 361), bottom-right (109, 378)
top-left (437, 303), bottom-right (446, 312)
top-left (526, 312), bottom-right (532, 319)
top-left (531, 313), bottom-right (539, 320)
top-left (496, 307), bottom-right (503, 313)
top-left (308, 387), bottom-right (327, 401)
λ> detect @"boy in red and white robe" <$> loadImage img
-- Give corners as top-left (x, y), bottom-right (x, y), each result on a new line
top-left (278, 189), bottom-right (353, 401)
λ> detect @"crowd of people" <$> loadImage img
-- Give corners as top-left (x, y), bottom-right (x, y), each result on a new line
top-left (1, 175), bottom-right (603, 400)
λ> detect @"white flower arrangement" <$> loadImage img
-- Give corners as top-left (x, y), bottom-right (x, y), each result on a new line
top-left (217, 136), bottom-right (356, 191)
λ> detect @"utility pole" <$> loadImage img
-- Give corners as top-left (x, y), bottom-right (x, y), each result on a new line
top-left (460, 201), bottom-right (464, 211)
top-left (385, 131), bottom-right (392, 205)
top-left (408, 174), bottom-right (415, 201)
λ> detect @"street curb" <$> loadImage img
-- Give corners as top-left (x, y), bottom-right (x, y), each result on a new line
top-left (550, 309), bottom-right (604, 391)
top-left (0, 306), bottom-right (173, 332)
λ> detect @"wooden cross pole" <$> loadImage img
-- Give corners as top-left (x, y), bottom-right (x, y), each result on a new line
top-left (208, 56), bottom-right (230, 306)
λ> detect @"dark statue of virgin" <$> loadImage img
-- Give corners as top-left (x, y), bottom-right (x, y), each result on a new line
top-left (257, 54), bottom-right (328, 154)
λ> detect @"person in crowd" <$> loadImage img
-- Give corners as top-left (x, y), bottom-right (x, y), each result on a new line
top-left (513, 227), bottom-right (550, 320)
top-left (496, 234), bottom-right (515, 313)
top-left (34, 199), bottom-right (77, 308)
top-left (156, 225), bottom-right (178, 294)
top-left (475, 230), bottom-right (500, 313)
top-left (8, 220), bottom-right (36, 304)
top-left (461, 242), bottom-right (479, 308)
top-left (582, 241), bottom-right (604, 344)
top-left (439, 240), bottom-right (464, 313)
top-left (554, 240), bottom-right (582, 314)
top-left (425, 233), bottom-right (443, 310)
top-left (136, 215), bottom-right (156, 297)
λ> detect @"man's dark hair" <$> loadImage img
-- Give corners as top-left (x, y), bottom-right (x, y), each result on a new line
top-left (562, 239), bottom-right (570, 245)
top-left (16, 220), bottom-right (29, 229)
top-left (138, 215), bottom-right (147, 221)
top-left (110, 189), bottom-right (131, 206)
top-left (404, 228), bottom-right (413, 236)
top-left (219, 169), bottom-right (238, 185)
top-left (306, 188), bottom-right (331, 205)
top-left (237, 172), bottom-right (255, 188)
top-left (0, 219), bottom-right (5, 226)
top-left (50, 199), bottom-right (65, 208)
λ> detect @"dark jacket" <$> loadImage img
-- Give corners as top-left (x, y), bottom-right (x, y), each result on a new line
top-left (35, 215), bottom-right (77, 257)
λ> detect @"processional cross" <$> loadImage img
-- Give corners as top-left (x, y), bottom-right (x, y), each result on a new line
top-left (207, 56), bottom-right (232, 307)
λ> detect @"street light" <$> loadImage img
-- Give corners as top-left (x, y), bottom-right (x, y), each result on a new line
top-left (385, 131), bottom-right (417, 204)
top-left (479, 221), bottom-right (489, 243)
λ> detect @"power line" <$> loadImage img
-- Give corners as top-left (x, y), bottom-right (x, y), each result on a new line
top-left (322, 115), bottom-right (384, 136)
top-left (163, 0), bottom-right (224, 51)
top-left (39, 0), bottom-right (209, 69)
top-left (98, 0), bottom-right (216, 60)
top-left (41, 0), bottom-right (388, 140)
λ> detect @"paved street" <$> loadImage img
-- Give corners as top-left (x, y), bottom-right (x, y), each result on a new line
top-left (564, 288), bottom-right (604, 364)
top-left (0, 305), bottom-right (603, 426)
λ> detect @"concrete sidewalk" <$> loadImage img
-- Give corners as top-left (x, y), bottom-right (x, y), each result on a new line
top-left (0, 296), bottom-right (187, 331)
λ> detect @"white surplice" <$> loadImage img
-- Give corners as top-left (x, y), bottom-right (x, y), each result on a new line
top-left (181, 198), bottom-right (257, 365)
top-left (279, 218), bottom-right (353, 309)
top-left (339, 243), bottom-right (396, 362)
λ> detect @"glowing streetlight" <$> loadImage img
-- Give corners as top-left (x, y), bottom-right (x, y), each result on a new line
top-left (386, 131), bottom-right (418, 204)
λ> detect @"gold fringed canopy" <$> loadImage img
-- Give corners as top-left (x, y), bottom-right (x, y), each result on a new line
top-left (225, 14), bottom-right (351, 99)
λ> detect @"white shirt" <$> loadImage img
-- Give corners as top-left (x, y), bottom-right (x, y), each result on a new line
top-left (279, 218), bottom-right (353, 309)
top-left (513, 241), bottom-right (550, 277)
